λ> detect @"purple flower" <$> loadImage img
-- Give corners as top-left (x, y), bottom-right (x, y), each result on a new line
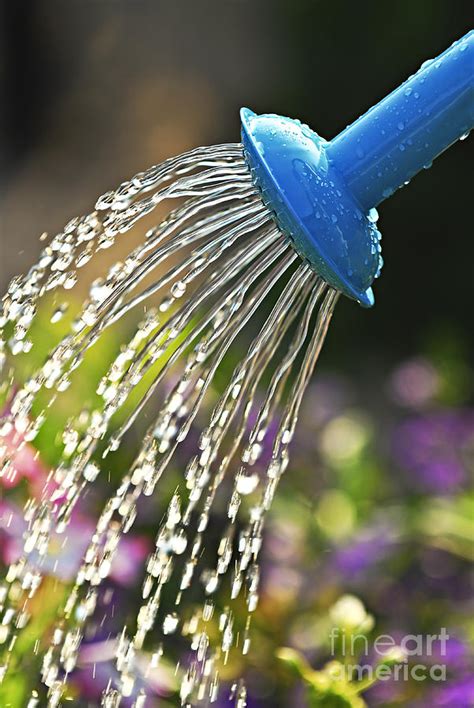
top-left (428, 676), bottom-right (474, 707)
top-left (0, 501), bottom-right (150, 585)
top-left (392, 410), bottom-right (474, 494)
top-left (427, 636), bottom-right (470, 671)
top-left (332, 521), bottom-right (399, 577)
top-left (366, 635), bottom-right (472, 707)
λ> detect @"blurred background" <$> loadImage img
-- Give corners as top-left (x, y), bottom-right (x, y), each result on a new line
top-left (1, 2), bottom-right (473, 706)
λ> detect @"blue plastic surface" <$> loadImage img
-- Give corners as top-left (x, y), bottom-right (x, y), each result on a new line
top-left (327, 31), bottom-right (474, 210)
top-left (241, 31), bottom-right (473, 306)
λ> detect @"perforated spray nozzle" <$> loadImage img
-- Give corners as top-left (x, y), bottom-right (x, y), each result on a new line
top-left (241, 31), bottom-right (473, 307)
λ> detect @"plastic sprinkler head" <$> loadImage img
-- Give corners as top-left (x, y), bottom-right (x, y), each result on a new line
top-left (241, 30), bottom-right (474, 307)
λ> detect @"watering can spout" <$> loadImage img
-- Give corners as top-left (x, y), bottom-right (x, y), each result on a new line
top-left (326, 31), bottom-right (474, 211)
top-left (240, 31), bottom-right (473, 306)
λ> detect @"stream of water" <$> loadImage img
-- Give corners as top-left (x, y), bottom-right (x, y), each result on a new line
top-left (0, 144), bottom-right (338, 706)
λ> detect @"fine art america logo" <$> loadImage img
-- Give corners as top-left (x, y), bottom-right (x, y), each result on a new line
top-left (329, 626), bottom-right (450, 682)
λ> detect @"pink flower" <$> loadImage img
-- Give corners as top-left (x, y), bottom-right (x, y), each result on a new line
top-left (0, 500), bottom-right (150, 586)
top-left (0, 424), bottom-right (48, 489)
